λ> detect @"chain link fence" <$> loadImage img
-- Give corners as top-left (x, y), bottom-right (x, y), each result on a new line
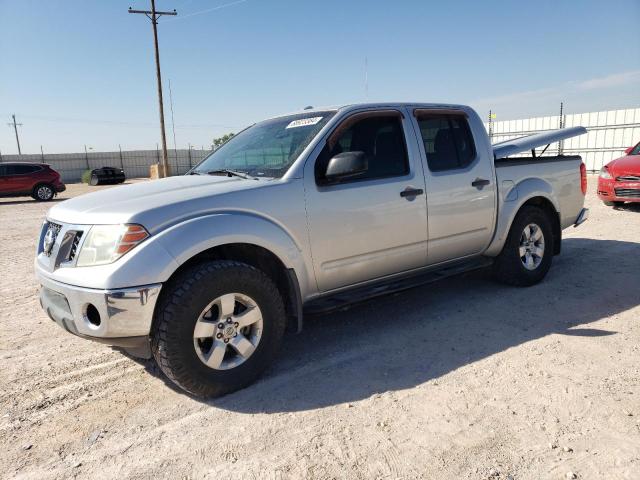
top-left (0, 148), bottom-right (210, 183)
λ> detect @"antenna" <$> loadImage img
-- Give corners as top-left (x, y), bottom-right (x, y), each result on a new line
top-left (364, 57), bottom-right (369, 100)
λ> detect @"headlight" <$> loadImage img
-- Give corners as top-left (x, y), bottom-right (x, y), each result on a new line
top-left (599, 167), bottom-right (612, 179)
top-left (76, 224), bottom-right (149, 267)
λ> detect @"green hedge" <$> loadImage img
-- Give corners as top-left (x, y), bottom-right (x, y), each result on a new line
top-left (81, 169), bottom-right (92, 184)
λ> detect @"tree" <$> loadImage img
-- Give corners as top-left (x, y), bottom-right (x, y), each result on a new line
top-left (212, 132), bottom-right (235, 150)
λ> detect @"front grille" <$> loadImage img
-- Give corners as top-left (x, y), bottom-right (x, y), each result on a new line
top-left (614, 188), bottom-right (640, 198)
top-left (68, 231), bottom-right (83, 261)
top-left (616, 175), bottom-right (640, 181)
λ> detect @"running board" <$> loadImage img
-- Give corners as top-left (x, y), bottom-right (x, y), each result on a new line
top-left (304, 256), bottom-right (493, 315)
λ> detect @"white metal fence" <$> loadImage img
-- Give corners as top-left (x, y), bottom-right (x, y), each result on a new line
top-left (0, 148), bottom-right (210, 183)
top-left (486, 107), bottom-right (640, 172)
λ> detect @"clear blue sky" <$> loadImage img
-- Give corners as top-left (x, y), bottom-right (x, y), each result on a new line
top-left (1, 0), bottom-right (639, 154)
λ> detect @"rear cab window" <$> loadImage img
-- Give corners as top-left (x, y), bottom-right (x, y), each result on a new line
top-left (414, 110), bottom-right (477, 172)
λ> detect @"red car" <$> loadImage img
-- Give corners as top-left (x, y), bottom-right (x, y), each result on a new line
top-left (0, 162), bottom-right (66, 201)
top-left (597, 142), bottom-right (640, 206)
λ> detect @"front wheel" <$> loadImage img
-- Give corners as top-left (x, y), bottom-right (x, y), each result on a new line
top-left (492, 206), bottom-right (554, 287)
top-left (151, 260), bottom-right (286, 398)
top-left (603, 200), bottom-right (624, 207)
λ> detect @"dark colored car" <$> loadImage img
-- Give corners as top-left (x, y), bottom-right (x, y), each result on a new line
top-left (597, 142), bottom-right (640, 206)
top-left (89, 167), bottom-right (126, 186)
top-left (0, 162), bottom-right (66, 201)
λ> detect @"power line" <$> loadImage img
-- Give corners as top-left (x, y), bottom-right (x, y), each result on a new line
top-left (168, 79), bottom-right (178, 164)
top-left (165, 0), bottom-right (247, 22)
top-left (128, 1), bottom-right (177, 177)
top-left (1, 113), bottom-right (241, 130)
top-left (7, 114), bottom-right (22, 155)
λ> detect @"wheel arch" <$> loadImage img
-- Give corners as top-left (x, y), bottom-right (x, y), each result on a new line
top-left (161, 242), bottom-right (303, 333)
top-left (485, 178), bottom-right (561, 257)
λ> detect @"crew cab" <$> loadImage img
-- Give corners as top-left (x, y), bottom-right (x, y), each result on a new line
top-left (35, 103), bottom-right (588, 397)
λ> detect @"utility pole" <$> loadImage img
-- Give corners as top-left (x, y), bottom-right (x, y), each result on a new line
top-left (128, 1), bottom-right (177, 177)
top-left (488, 110), bottom-right (494, 140)
top-left (558, 102), bottom-right (565, 155)
top-left (8, 114), bottom-right (22, 155)
top-left (84, 145), bottom-right (90, 169)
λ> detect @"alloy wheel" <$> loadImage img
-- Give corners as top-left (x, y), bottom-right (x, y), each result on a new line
top-left (192, 293), bottom-right (263, 370)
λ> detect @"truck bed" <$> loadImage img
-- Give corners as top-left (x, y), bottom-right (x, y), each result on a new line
top-left (494, 154), bottom-right (584, 230)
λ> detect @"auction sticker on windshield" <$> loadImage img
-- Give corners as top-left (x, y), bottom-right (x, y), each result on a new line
top-left (285, 117), bottom-right (323, 129)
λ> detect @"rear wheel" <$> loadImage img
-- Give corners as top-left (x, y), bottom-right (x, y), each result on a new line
top-left (151, 260), bottom-right (286, 398)
top-left (32, 183), bottom-right (54, 201)
top-left (492, 206), bottom-right (554, 286)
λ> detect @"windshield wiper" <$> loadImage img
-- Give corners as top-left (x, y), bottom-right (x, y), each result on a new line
top-left (206, 169), bottom-right (256, 180)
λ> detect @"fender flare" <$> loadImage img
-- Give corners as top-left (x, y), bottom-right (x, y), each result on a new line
top-left (484, 177), bottom-right (560, 257)
top-left (153, 213), bottom-right (313, 296)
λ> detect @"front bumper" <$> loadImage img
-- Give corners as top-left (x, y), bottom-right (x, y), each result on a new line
top-left (597, 178), bottom-right (640, 203)
top-left (37, 273), bottom-right (161, 357)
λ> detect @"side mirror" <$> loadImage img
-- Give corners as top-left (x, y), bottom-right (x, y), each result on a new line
top-left (624, 146), bottom-right (634, 155)
top-left (324, 151), bottom-right (367, 183)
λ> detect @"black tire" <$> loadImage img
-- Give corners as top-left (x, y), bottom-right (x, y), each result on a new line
top-left (89, 175), bottom-right (99, 186)
top-left (603, 200), bottom-right (624, 207)
top-left (32, 183), bottom-right (54, 201)
top-left (492, 206), bottom-right (555, 287)
top-left (151, 260), bottom-right (286, 398)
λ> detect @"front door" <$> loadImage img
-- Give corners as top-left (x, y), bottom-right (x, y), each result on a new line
top-left (412, 109), bottom-right (496, 264)
top-left (304, 109), bottom-right (429, 292)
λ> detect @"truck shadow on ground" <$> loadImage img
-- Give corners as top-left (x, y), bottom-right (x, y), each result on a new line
top-left (132, 237), bottom-right (640, 411)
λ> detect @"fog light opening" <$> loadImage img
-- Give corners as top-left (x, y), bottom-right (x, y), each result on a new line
top-left (85, 304), bottom-right (101, 327)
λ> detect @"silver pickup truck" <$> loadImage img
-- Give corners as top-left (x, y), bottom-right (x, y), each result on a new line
top-left (36, 103), bottom-right (589, 397)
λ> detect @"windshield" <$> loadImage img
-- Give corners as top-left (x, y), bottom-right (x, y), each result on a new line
top-left (192, 111), bottom-right (336, 178)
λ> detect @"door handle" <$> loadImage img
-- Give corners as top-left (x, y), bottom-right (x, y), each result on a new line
top-left (471, 178), bottom-right (490, 187)
top-left (400, 188), bottom-right (424, 198)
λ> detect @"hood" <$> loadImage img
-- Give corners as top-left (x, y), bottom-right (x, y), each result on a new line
top-left (607, 154), bottom-right (640, 176)
top-left (47, 175), bottom-right (266, 232)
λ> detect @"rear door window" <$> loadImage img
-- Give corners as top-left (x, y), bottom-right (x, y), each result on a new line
top-left (415, 113), bottom-right (477, 172)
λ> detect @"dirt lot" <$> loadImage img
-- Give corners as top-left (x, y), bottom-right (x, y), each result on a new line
top-left (0, 177), bottom-right (639, 480)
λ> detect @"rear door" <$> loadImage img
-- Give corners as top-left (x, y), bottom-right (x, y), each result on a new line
top-left (304, 108), bottom-right (429, 292)
top-left (411, 109), bottom-right (496, 264)
top-left (7, 164), bottom-right (41, 194)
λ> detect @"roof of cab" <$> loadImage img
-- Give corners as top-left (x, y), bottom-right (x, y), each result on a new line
top-left (267, 102), bottom-right (472, 121)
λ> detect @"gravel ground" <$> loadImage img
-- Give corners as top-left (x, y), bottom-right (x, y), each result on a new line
top-left (1, 176), bottom-right (639, 480)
